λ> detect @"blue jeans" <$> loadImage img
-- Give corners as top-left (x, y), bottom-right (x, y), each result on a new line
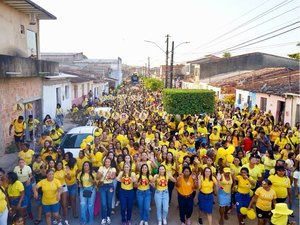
top-left (23, 181), bottom-right (33, 213)
top-left (56, 114), bottom-right (64, 126)
top-left (154, 189), bottom-right (169, 222)
top-left (120, 188), bottom-right (134, 223)
top-left (79, 187), bottom-right (96, 225)
top-left (99, 183), bottom-right (114, 219)
top-left (136, 189), bottom-right (151, 222)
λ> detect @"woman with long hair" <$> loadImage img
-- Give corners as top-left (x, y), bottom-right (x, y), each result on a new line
top-left (197, 167), bottom-right (218, 225)
top-left (116, 163), bottom-right (137, 225)
top-left (151, 165), bottom-right (176, 225)
top-left (161, 152), bottom-right (176, 204)
top-left (77, 161), bottom-right (97, 225)
top-left (33, 169), bottom-right (63, 225)
top-left (54, 161), bottom-right (69, 225)
top-left (97, 157), bottom-right (116, 225)
top-left (135, 164), bottom-right (153, 225)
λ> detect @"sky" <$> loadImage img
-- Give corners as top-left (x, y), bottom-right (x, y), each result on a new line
top-left (34, 0), bottom-right (300, 67)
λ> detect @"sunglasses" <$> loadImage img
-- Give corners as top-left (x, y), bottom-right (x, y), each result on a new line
top-left (20, 169), bottom-right (22, 174)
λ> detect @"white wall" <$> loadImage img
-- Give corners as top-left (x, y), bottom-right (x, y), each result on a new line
top-left (235, 89), bottom-right (251, 108)
top-left (43, 81), bottom-right (72, 119)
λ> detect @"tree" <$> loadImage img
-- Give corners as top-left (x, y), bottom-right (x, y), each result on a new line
top-left (287, 53), bottom-right (300, 61)
top-left (223, 52), bottom-right (231, 58)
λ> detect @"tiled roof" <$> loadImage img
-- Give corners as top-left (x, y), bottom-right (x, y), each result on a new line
top-left (210, 67), bottom-right (300, 96)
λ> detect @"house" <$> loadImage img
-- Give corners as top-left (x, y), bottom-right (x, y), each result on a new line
top-left (234, 68), bottom-right (299, 126)
top-left (42, 73), bottom-right (77, 119)
top-left (187, 52), bottom-right (299, 81)
top-left (0, 0), bottom-right (57, 155)
top-left (70, 76), bottom-right (94, 105)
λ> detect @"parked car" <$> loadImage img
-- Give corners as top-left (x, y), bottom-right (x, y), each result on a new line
top-left (59, 126), bottom-right (98, 157)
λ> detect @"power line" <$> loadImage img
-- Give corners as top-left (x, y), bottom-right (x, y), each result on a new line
top-left (201, 6), bottom-right (300, 50)
top-left (214, 25), bottom-right (300, 54)
top-left (195, 0), bottom-right (294, 50)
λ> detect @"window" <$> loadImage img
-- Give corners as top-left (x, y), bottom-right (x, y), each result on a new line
top-left (26, 29), bottom-right (37, 57)
top-left (238, 94), bottom-right (242, 104)
top-left (247, 96), bottom-right (252, 108)
top-left (65, 86), bottom-right (69, 99)
top-left (260, 97), bottom-right (267, 112)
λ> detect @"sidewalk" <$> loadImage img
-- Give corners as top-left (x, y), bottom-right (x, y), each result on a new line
top-left (0, 117), bottom-right (78, 173)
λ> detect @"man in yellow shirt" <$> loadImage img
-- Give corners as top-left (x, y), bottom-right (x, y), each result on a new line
top-left (27, 115), bottom-right (40, 141)
top-left (9, 116), bottom-right (26, 151)
top-left (286, 130), bottom-right (299, 151)
top-left (18, 143), bottom-right (35, 166)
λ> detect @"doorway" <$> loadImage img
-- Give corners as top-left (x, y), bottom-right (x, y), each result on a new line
top-left (276, 101), bottom-right (285, 124)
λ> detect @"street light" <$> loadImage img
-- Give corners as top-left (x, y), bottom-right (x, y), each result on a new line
top-left (145, 35), bottom-right (170, 88)
top-left (170, 41), bottom-right (190, 88)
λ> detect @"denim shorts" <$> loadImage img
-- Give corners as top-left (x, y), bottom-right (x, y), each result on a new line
top-left (10, 196), bottom-right (28, 208)
top-left (42, 202), bottom-right (60, 213)
top-left (67, 183), bottom-right (78, 196)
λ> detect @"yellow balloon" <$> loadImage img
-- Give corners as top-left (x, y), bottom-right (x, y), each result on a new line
top-left (218, 147), bottom-right (226, 156)
top-left (240, 207), bottom-right (248, 215)
top-left (94, 132), bottom-right (101, 137)
top-left (85, 135), bottom-right (94, 143)
top-left (226, 154), bottom-right (234, 163)
top-left (227, 145), bottom-right (235, 154)
top-left (80, 142), bottom-right (87, 150)
top-left (247, 209), bottom-right (256, 220)
top-left (82, 139), bottom-right (87, 143)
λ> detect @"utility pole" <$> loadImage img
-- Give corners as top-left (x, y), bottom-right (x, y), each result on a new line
top-left (165, 34), bottom-right (170, 88)
top-left (170, 41), bottom-right (174, 88)
top-left (148, 57), bottom-right (150, 77)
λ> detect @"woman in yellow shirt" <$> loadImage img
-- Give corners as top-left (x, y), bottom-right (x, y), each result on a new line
top-left (135, 164), bottom-right (153, 225)
top-left (176, 166), bottom-right (198, 225)
top-left (0, 174), bottom-right (10, 225)
top-left (65, 158), bottom-right (78, 218)
top-left (217, 167), bottom-right (233, 225)
top-left (33, 169), bottom-right (63, 225)
top-left (234, 167), bottom-right (255, 225)
top-left (248, 179), bottom-right (277, 225)
top-left (54, 161), bottom-right (70, 225)
top-left (116, 163), bottom-right (137, 225)
top-left (77, 161), bottom-right (97, 225)
top-left (7, 171), bottom-right (27, 217)
top-left (151, 165), bottom-right (176, 225)
top-left (274, 132), bottom-right (288, 150)
top-left (197, 167), bottom-right (218, 225)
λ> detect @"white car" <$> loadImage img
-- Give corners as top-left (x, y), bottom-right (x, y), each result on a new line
top-left (59, 126), bottom-right (98, 157)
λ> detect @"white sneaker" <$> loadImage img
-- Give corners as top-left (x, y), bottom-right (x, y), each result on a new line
top-left (65, 220), bottom-right (69, 225)
top-left (53, 220), bottom-right (58, 225)
top-left (57, 222), bottom-right (62, 225)
top-left (158, 221), bottom-right (162, 225)
top-left (107, 217), bottom-right (111, 224)
top-left (144, 222), bottom-right (149, 225)
top-left (139, 220), bottom-right (144, 225)
top-left (101, 219), bottom-right (106, 225)
top-left (116, 200), bottom-right (120, 207)
top-left (163, 219), bottom-right (167, 225)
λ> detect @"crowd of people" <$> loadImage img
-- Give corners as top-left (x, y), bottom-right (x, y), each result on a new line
top-left (1, 80), bottom-right (299, 225)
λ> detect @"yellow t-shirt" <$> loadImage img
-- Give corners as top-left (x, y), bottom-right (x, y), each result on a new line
top-left (268, 175), bottom-right (291, 199)
top-left (18, 149), bottom-right (35, 165)
top-left (90, 152), bottom-right (104, 168)
top-left (263, 157), bottom-right (276, 170)
top-left (37, 178), bottom-right (62, 205)
top-left (271, 214), bottom-right (289, 225)
top-left (156, 175), bottom-right (169, 191)
top-left (76, 156), bottom-right (90, 171)
top-left (255, 187), bottom-right (276, 211)
top-left (161, 162), bottom-right (176, 175)
top-left (243, 164), bottom-right (262, 188)
top-left (32, 161), bottom-right (43, 174)
top-left (7, 181), bottom-right (24, 197)
top-left (77, 172), bottom-right (96, 187)
top-left (209, 133), bottom-right (220, 146)
top-left (220, 175), bottom-right (233, 193)
top-left (176, 176), bottom-right (195, 196)
top-left (197, 127), bottom-right (208, 137)
top-left (274, 137), bottom-right (288, 150)
top-left (236, 175), bottom-right (253, 194)
top-left (136, 174), bottom-right (153, 191)
top-left (0, 188), bottom-right (7, 212)
top-left (280, 149), bottom-right (289, 161)
top-left (230, 164), bottom-right (241, 176)
top-left (168, 148), bottom-right (178, 158)
top-left (119, 172), bottom-right (135, 190)
top-left (54, 170), bottom-right (66, 185)
top-left (200, 176), bottom-right (216, 194)
top-left (65, 166), bottom-right (78, 186)
top-left (11, 119), bottom-right (26, 136)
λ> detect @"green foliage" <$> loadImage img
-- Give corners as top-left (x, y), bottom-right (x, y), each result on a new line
top-left (143, 77), bottom-right (164, 91)
top-left (288, 53), bottom-right (300, 61)
top-left (223, 52), bottom-right (231, 58)
top-left (162, 89), bottom-right (215, 114)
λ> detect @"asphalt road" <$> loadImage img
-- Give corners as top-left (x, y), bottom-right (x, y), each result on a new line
top-left (26, 193), bottom-right (299, 225)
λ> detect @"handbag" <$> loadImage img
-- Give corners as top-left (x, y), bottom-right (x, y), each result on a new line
top-left (98, 167), bottom-right (110, 186)
top-left (83, 189), bottom-right (93, 198)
